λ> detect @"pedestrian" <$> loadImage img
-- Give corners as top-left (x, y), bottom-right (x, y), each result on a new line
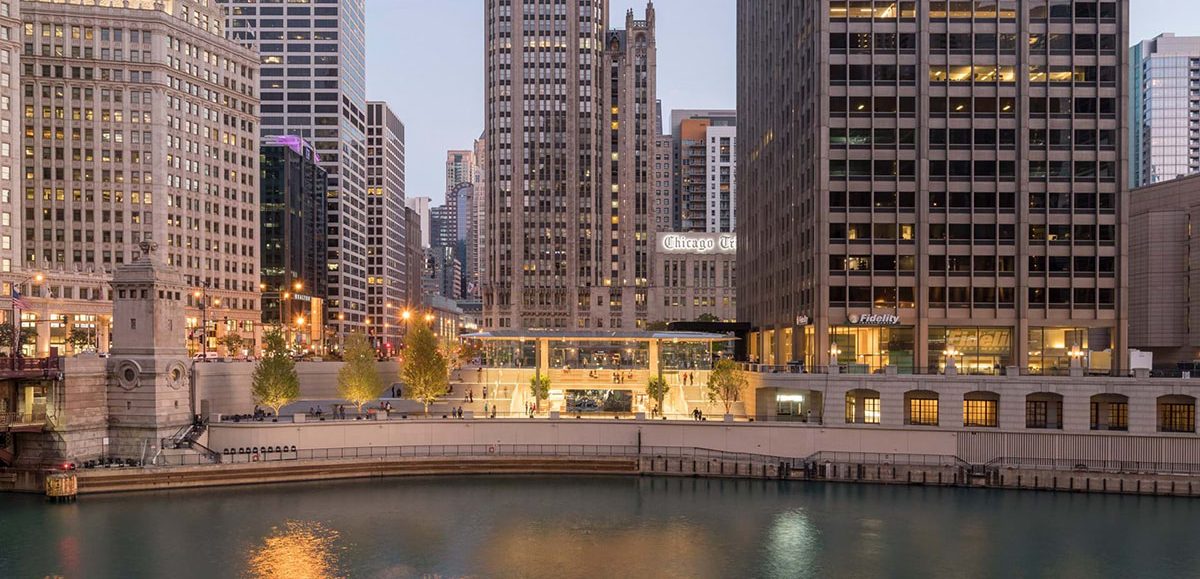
top-left (483, 385), bottom-right (489, 400)
top-left (484, 402), bottom-right (489, 416)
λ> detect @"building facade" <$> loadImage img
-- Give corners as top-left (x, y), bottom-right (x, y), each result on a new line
top-left (671, 110), bottom-right (737, 232)
top-left (738, 0), bottom-right (1129, 374)
top-left (483, 1), bottom-right (656, 331)
top-left (405, 195), bottom-right (431, 249)
top-left (650, 232), bottom-right (737, 324)
top-left (260, 136), bottom-right (327, 350)
top-left (652, 133), bottom-right (673, 232)
top-left (445, 149), bottom-right (473, 192)
top-left (11, 0), bottom-right (262, 357)
top-left (1129, 33), bottom-right (1200, 188)
top-left (222, 0), bottom-right (370, 340)
top-left (1129, 173), bottom-right (1200, 368)
top-left (469, 135), bottom-right (486, 299)
top-left (365, 101), bottom-right (405, 352)
top-left (403, 204), bottom-right (423, 312)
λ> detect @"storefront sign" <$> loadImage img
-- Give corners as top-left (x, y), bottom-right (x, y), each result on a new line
top-left (659, 233), bottom-right (737, 254)
top-left (848, 313), bottom-right (900, 326)
top-left (795, 315), bottom-right (810, 326)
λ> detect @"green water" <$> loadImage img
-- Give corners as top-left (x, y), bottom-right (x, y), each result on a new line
top-left (1, 476), bottom-right (1196, 578)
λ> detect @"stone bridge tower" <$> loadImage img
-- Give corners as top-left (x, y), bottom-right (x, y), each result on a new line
top-left (106, 240), bottom-right (192, 456)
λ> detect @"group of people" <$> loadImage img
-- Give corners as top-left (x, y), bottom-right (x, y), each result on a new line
top-left (449, 405), bottom-right (499, 419)
top-left (679, 372), bottom-right (698, 386)
top-left (691, 408), bottom-right (706, 421)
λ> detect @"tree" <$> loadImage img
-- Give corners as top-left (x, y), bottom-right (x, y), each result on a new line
top-left (67, 327), bottom-right (94, 353)
top-left (0, 325), bottom-right (33, 354)
top-left (706, 358), bottom-right (747, 416)
top-left (219, 332), bottom-right (245, 356)
top-left (695, 313), bottom-right (720, 323)
top-left (646, 376), bottom-right (670, 415)
top-left (337, 332), bottom-right (385, 412)
top-left (400, 322), bottom-right (448, 414)
top-left (529, 375), bottom-right (550, 412)
top-left (251, 329), bottom-right (299, 416)
top-left (645, 320), bottom-right (669, 331)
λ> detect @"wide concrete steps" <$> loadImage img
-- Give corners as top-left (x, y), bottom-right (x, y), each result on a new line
top-left (75, 456), bottom-right (638, 494)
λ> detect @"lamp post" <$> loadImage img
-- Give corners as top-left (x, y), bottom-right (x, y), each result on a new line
top-left (193, 281), bottom-right (211, 358)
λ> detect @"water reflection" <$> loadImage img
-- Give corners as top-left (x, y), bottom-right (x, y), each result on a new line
top-left (247, 521), bottom-right (342, 579)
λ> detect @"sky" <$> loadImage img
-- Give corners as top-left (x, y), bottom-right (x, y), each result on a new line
top-left (366, 0), bottom-right (734, 206)
top-left (368, 0), bottom-right (1187, 206)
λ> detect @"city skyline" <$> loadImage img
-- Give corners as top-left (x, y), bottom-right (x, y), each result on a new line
top-left (366, 0), bottom-right (734, 204)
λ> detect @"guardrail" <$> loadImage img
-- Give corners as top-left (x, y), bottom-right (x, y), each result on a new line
top-left (802, 450), bottom-right (969, 469)
top-left (0, 411), bottom-right (47, 427)
top-left (986, 456), bottom-right (1200, 476)
top-left (211, 443), bottom-right (798, 467)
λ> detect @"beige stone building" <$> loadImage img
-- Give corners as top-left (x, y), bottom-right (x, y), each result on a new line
top-left (650, 232), bottom-right (736, 324)
top-left (738, 0), bottom-right (1129, 374)
top-left (4, 0), bottom-right (261, 356)
top-left (482, 1), bottom-right (657, 331)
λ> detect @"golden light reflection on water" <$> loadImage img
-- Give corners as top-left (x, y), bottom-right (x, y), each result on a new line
top-left (247, 521), bottom-right (342, 579)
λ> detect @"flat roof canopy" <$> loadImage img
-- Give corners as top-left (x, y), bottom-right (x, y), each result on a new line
top-left (462, 329), bottom-right (735, 342)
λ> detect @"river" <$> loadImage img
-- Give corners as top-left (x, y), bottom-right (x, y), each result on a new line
top-left (2, 476), bottom-right (1197, 578)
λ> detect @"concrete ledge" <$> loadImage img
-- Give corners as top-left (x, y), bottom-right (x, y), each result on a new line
top-left (72, 456), bottom-right (638, 494)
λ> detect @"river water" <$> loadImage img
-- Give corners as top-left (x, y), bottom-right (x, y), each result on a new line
top-left (2, 475), bottom-right (1196, 578)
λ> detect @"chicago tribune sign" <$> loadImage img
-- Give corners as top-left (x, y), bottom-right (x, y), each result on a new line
top-left (848, 313), bottom-right (900, 326)
top-left (659, 233), bottom-right (737, 254)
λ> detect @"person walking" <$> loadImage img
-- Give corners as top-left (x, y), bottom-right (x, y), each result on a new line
top-left (483, 385), bottom-right (489, 400)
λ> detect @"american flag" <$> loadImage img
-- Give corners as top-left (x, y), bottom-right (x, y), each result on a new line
top-left (10, 289), bottom-right (30, 310)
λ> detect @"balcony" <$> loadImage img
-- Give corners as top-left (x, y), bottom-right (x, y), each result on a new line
top-left (0, 357), bottom-right (61, 380)
top-left (0, 411), bottom-right (47, 433)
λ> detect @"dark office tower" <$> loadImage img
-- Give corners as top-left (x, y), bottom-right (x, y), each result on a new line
top-left (260, 137), bottom-right (328, 328)
top-left (737, 0), bottom-right (1128, 375)
top-left (483, 1), bottom-right (656, 330)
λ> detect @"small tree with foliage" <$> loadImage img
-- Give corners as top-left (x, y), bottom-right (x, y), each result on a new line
top-left (337, 332), bottom-right (385, 412)
top-left (706, 358), bottom-right (747, 416)
top-left (219, 332), bottom-right (245, 357)
top-left (695, 313), bottom-right (720, 323)
top-left (251, 329), bottom-right (299, 416)
top-left (400, 322), bottom-right (449, 414)
top-left (67, 327), bottom-right (94, 353)
top-left (529, 375), bottom-right (550, 412)
top-left (645, 320), bottom-right (669, 331)
top-left (646, 376), bottom-right (670, 415)
top-left (0, 325), bottom-right (33, 355)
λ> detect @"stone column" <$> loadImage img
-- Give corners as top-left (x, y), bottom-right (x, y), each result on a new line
top-left (97, 317), bottom-right (111, 354)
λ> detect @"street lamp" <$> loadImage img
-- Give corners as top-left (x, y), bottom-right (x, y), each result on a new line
top-left (193, 281), bottom-right (212, 358)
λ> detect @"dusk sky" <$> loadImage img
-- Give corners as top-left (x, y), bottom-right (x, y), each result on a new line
top-left (368, 0), bottom-right (1187, 205)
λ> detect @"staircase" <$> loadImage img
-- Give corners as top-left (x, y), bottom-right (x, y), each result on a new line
top-left (159, 419), bottom-right (220, 464)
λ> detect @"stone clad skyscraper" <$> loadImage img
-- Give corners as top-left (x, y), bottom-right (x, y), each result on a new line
top-left (738, 0), bottom-right (1128, 374)
top-left (365, 101), bottom-right (405, 352)
top-left (483, 0), bottom-right (656, 330)
top-left (221, 0), bottom-right (369, 340)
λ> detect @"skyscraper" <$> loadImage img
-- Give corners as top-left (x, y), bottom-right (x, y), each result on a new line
top-left (16, 0), bottom-right (262, 356)
top-left (738, 0), bottom-right (1128, 374)
top-left (652, 134), bottom-right (674, 232)
top-left (1129, 33), bottom-right (1200, 187)
top-left (222, 0), bottom-right (370, 339)
top-left (405, 196), bottom-right (431, 249)
top-left (483, 1), bottom-right (656, 330)
top-left (670, 110), bottom-right (737, 232)
top-left (445, 149), bottom-right (473, 192)
top-left (260, 136), bottom-right (327, 336)
top-left (365, 101), bottom-right (405, 352)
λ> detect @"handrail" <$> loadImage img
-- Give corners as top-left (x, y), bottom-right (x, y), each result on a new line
top-left (986, 456), bottom-right (1200, 476)
top-left (210, 443), bottom-right (799, 466)
top-left (802, 450), bottom-right (969, 469)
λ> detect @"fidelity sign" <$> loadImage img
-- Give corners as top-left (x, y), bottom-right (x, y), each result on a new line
top-left (658, 233), bottom-right (737, 254)
top-left (848, 313), bottom-right (900, 326)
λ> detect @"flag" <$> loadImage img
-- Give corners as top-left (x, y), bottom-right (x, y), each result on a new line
top-left (10, 289), bottom-right (30, 310)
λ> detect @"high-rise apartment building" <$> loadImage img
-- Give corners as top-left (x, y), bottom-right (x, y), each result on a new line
top-left (406, 196), bottom-right (431, 248)
top-left (0, 2), bottom-right (17, 280)
top-left (671, 110), bottom-right (736, 232)
top-left (403, 205), bottom-right (423, 311)
top-left (1130, 33), bottom-right (1200, 188)
top-left (483, 1), bottom-right (656, 330)
top-left (429, 202), bottom-right (457, 262)
top-left (222, 0), bottom-right (369, 339)
top-left (365, 101), bottom-right (405, 352)
top-left (738, 0), bottom-right (1128, 374)
top-left (445, 149), bottom-right (473, 192)
top-left (260, 136), bottom-right (327, 336)
top-left (469, 135), bottom-right (486, 299)
top-left (15, 0), bottom-right (262, 356)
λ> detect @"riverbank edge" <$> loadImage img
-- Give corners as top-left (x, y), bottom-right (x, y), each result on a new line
top-left (4, 455), bottom-right (1200, 497)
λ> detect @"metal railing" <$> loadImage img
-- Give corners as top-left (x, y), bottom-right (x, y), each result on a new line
top-left (212, 443), bottom-right (797, 467)
top-left (0, 411), bottom-right (47, 427)
top-left (802, 450), bottom-right (969, 469)
top-left (986, 456), bottom-right (1200, 476)
top-left (0, 356), bottom-right (60, 376)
